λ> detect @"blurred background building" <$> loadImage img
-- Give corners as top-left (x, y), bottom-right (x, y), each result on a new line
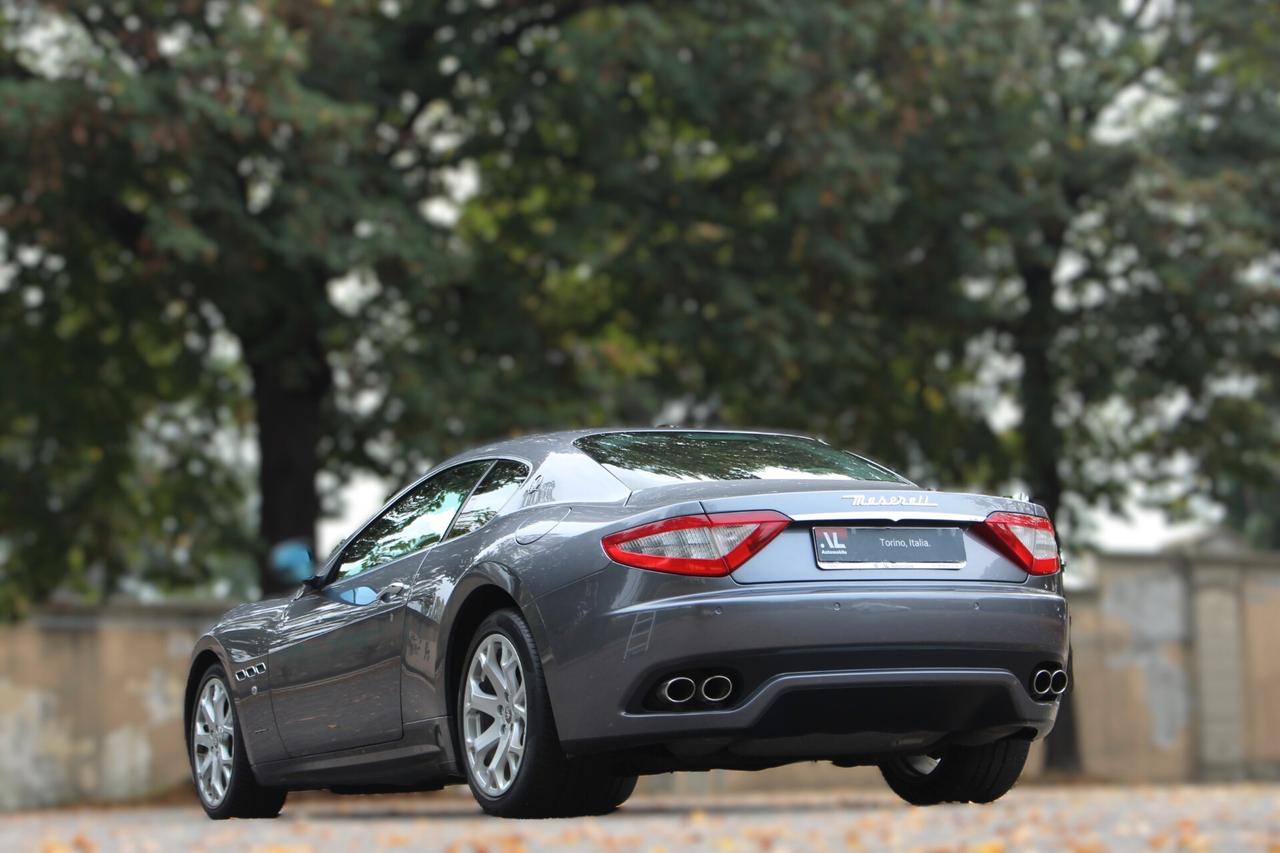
top-left (2, 0), bottom-right (1278, 812)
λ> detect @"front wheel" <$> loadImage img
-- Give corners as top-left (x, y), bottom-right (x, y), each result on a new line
top-left (190, 665), bottom-right (287, 819)
top-left (879, 737), bottom-right (1030, 806)
top-left (457, 608), bottom-right (637, 818)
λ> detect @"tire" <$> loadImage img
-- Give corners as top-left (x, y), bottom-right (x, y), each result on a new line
top-left (189, 665), bottom-right (288, 819)
top-left (456, 608), bottom-right (638, 818)
top-left (879, 737), bottom-right (1030, 806)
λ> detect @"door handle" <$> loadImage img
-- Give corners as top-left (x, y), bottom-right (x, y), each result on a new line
top-left (379, 581), bottom-right (410, 602)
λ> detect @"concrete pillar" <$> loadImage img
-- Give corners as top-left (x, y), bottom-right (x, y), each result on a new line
top-left (1189, 565), bottom-right (1246, 780)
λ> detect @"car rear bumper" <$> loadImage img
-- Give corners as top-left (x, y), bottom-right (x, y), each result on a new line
top-left (534, 568), bottom-right (1069, 762)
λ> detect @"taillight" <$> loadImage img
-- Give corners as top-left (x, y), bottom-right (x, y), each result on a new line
top-left (601, 511), bottom-right (790, 577)
top-left (975, 511), bottom-right (1061, 575)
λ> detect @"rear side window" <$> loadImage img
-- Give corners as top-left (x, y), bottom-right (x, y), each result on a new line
top-left (574, 431), bottom-right (909, 490)
top-left (447, 459), bottom-right (530, 540)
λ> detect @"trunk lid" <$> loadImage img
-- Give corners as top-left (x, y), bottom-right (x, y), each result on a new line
top-left (671, 483), bottom-right (1045, 584)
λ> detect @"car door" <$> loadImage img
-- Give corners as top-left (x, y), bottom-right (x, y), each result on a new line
top-left (401, 459), bottom-right (532, 720)
top-left (269, 460), bottom-right (491, 757)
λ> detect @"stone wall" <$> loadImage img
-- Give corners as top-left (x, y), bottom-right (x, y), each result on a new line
top-left (1070, 558), bottom-right (1195, 782)
top-left (1062, 548), bottom-right (1280, 784)
top-left (1, 547), bottom-right (1277, 809)
top-left (0, 602), bottom-right (227, 811)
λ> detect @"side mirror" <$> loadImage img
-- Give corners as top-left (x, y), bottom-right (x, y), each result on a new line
top-left (270, 539), bottom-right (319, 586)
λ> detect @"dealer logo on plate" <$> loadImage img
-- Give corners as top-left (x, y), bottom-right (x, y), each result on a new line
top-left (818, 528), bottom-right (847, 553)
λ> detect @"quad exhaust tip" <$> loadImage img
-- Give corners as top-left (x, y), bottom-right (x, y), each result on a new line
top-left (1050, 668), bottom-right (1069, 695)
top-left (700, 674), bottom-right (734, 703)
top-left (656, 673), bottom-right (735, 705)
top-left (1032, 667), bottom-right (1069, 697)
top-left (1032, 669), bottom-right (1053, 695)
top-left (658, 676), bottom-right (696, 704)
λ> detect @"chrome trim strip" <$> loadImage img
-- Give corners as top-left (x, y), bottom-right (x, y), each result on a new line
top-left (816, 560), bottom-right (967, 570)
top-left (794, 511), bottom-right (983, 523)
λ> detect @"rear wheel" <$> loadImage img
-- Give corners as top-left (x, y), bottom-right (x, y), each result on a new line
top-left (879, 737), bottom-right (1030, 805)
top-left (190, 665), bottom-right (287, 819)
top-left (457, 608), bottom-right (637, 818)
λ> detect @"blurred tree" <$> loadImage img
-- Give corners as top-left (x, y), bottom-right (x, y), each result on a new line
top-left (921, 2), bottom-right (1270, 535)
top-left (456, 0), bottom-right (1273, 523)
top-left (0, 1), bottom-right (625, 608)
top-left (454, 1), bottom-right (1005, 485)
top-left (1163, 1), bottom-right (1280, 550)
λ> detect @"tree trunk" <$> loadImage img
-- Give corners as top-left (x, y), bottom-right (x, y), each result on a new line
top-left (1014, 265), bottom-right (1064, 523)
top-left (248, 342), bottom-right (331, 597)
top-left (1015, 250), bottom-right (1081, 773)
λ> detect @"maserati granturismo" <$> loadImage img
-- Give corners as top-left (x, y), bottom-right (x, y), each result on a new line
top-left (186, 429), bottom-right (1069, 818)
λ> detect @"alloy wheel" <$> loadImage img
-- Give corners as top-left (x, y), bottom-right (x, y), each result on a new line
top-left (192, 677), bottom-right (234, 807)
top-left (462, 633), bottom-right (528, 796)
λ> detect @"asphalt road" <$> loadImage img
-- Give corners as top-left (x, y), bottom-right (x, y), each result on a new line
top-left (5, 785), bottom-right (1279, 852)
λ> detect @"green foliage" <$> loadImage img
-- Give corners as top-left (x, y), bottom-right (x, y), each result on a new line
top-left (459, 0), bottom-right (1276, 529)
top-left (458, 1), bottom-right (1003, 484)
top-left (0, 1), bottom-right (520, 609)
top-left (0, 1), bottom-right (1277, 618)
top-left (1163, 1), bottom-right (1280, 547)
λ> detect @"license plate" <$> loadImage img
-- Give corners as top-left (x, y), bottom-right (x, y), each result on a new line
top-left (813, 526), bottom-right (966, 568)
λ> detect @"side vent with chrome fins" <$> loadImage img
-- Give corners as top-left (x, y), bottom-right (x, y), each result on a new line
top-left (234, 662), bottom-right (267, 682)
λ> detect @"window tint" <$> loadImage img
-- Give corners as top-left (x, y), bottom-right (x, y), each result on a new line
top-left (447, 460), bottom-right (530, 540)
top-left (333, 460), bottom-right (490, 582)
top-left (574, 431), bottom-right (910, 490)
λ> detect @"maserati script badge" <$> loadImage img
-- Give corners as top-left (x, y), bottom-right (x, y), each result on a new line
top-left (842, 494), bottom-right (939, 507)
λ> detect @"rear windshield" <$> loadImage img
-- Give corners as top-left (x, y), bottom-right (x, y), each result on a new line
top-left (574, 431), bottom-right (910, 490)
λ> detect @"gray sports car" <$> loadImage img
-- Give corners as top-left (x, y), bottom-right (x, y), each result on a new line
top-left (186, 429), bottom-right (1069, 819)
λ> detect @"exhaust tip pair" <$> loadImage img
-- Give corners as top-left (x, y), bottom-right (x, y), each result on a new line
top-left (658, 673), bottom-right (734, 705)
top-left (1032, 667), bottom-right (1068, 697)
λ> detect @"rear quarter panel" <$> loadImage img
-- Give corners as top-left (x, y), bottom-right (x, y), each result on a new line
top-left (401, 500), bottom-right (636, 724)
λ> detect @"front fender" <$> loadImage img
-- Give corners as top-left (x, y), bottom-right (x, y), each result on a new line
top-left (183, 635), bottom-right (231, 756)
top-left (186, 622), bottom-right (290, 767)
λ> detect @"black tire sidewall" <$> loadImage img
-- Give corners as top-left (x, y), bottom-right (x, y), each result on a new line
top-left (880, 753), bottom-right (955, 805)
top-left (456, 608), bottom-right (560, 812)
top-left (880, 738), bottom-right (1030, 806)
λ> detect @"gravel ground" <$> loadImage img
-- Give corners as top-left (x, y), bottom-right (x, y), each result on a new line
top-left (5, 785), bottom-right (1279, 852)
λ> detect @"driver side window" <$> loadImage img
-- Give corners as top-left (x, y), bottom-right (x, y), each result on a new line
top-left (332, 460), bottom-right (490, 582)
